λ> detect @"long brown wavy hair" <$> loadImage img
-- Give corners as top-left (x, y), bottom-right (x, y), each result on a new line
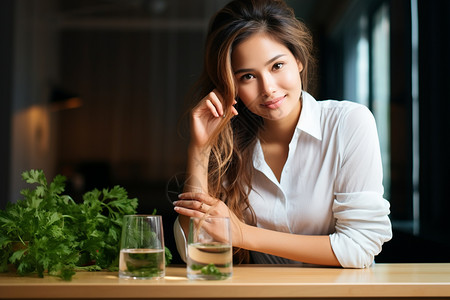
top-left (187, 0), bottom-right (315, 262)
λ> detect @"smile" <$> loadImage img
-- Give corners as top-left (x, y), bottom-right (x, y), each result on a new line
top-left (261, 95), bottom-right (286, 109)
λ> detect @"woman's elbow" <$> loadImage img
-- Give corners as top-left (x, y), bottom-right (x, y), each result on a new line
top-left (330, 231), bottom-right (391, 268)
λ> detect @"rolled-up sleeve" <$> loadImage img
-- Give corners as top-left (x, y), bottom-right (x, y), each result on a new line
top-left (330, 192), bottom-right (392, 268)
top-left (330, 105), bottom-right (392, 268)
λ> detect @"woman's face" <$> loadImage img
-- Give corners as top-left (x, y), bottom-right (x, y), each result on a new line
top-left (231, 32), bottom-right (303, 122)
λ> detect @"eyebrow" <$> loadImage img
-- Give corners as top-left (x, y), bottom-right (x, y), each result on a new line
top-left (233, 54), bottom-right (286, 75)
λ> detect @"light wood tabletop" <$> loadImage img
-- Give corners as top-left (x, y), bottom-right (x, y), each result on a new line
top-left (1, 263), bottom-right (450, 299)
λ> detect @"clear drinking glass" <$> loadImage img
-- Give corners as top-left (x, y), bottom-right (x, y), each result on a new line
top-left (119, 215), bottom-right (165, 279)
top-left (187, 216), bottom-right (232, 280)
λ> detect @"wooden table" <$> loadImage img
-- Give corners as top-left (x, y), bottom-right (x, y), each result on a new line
top-left (1, 263), bottom-right (450, 299)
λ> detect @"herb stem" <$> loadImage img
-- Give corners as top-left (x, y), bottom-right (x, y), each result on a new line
top-left (18, 235), bottom-right (25, 245)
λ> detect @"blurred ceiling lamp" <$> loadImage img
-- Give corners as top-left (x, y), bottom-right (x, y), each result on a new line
top-left (50, 87), bottom-right (83, 111)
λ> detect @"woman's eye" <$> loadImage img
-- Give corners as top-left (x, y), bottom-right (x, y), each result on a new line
top-left (273, 63), bottom-right (284, 70)
top-left (240, 74), bottom-right (255, 81)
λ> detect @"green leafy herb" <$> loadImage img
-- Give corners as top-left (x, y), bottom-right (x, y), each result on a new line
top-left (125, 251), bottom-right (164, 278)
top-left (190, 263), bottom-right (227, 279)
top-left (0, 169), bottom-right (172, 280)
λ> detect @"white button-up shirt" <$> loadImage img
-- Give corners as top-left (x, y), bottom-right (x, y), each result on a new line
top-left (174, 91), bottom-right (392, 268)
top-left (247, 91), bottom-right (392, 268)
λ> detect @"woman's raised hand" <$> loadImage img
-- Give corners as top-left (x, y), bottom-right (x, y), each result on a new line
top-left (190, 89), bottom-right (238, 149)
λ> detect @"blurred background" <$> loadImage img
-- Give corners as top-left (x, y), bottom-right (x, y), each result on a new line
top-left (0, 0), bottom-right (449, 264)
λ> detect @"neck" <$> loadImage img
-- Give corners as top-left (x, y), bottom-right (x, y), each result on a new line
top-left (260, 100), bottom-right (302, 144)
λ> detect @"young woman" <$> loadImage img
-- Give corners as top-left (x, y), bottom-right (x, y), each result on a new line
top-left (173, 0), bottom-right (392, 268)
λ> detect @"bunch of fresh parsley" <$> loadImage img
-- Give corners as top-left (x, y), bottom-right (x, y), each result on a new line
top-left (0, 169), bottom-right (171, 280)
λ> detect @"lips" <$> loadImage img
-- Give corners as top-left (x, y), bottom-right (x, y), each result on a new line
top-left (261, 95), bottom-right (286, 109)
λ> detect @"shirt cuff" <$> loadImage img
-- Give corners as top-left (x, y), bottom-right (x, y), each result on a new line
top-left (173, 216), bottom-right (187, 263)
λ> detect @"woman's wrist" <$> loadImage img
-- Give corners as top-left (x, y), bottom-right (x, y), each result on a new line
top-left (233, 222), bottom-right (252, 250)
top-left (187, 143), bottom-right (211, 162)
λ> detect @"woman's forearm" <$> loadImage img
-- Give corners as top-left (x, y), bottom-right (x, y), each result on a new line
top-left (184, 144), bottom-right (210, 194)
top-left (175, 185), bottom-right (341, 266)
top-left (240, 223), bottom-right (341, 267)
top-left (179, 144), bottom-right (211, 235)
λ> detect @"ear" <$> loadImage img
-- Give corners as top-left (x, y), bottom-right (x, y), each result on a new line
top-left (297, 60), bottom-right (304, 73)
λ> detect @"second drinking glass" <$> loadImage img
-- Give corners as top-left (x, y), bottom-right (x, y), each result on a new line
top-left (187, 216), bottom-right (232, 280)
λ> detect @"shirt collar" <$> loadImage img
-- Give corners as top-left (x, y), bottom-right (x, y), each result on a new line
top-left (253, 91), bottom-right (322, 174)
top-left (296, 91), bottom-right (322, 141)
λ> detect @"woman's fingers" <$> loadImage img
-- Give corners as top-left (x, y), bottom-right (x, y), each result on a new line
top-left (194, 90), bottom-right (238, 119)
top-left (197, 90), bottom-right (224, 118)
top-left (231, 105), bottom-right (239, 116)
top-left (178, 192), bottom-right (218, 206)
top-left (205, 99), bottom-right (220, 117)
top-left (173, 199), bottom-right (209, 212)
top-left (173, 205), bottom-right (204, 218)
top-left (207, 90), bottom-right (225, 117)
top-left (174, 193), bottom-right (223, 219)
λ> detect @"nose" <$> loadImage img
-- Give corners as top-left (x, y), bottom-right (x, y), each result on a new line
top-left (260, 73), bottom-right (276, 97)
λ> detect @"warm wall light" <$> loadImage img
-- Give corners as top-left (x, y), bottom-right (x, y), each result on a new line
top-left (50, 88), bottom-right (83, 111)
